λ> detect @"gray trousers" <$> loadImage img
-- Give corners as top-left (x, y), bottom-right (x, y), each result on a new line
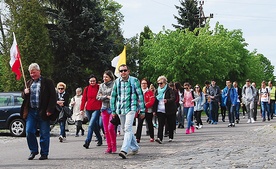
top-left (245, 101), bottom-right (254, 119)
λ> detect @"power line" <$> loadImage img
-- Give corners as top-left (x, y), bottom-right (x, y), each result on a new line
top-left (149, 0), bottom-right (175, 9)
top-left (205, 0), bottom-right (275, 6)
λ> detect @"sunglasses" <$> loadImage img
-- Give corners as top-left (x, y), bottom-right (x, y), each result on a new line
top-left (158, 82), bottom-right (163, 85)
top-left (58, 88), bottom-right (64, 90)
top-left (119, 69), bottom-right (128, 73)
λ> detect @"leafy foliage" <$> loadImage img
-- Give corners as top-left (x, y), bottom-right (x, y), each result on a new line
top-left (141, 22), bottom-right (274, 87)
top-left (3, 0), bottom-right (53, 91)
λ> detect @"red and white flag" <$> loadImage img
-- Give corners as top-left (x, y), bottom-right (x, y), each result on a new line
top-left (9, 32), bottom-right (22, 80)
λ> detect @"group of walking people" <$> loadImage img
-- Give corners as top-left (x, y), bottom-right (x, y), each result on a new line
top-left (21, 62), bottom-right (276, 161)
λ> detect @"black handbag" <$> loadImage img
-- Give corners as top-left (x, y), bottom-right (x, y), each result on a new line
top-left (58, 106), bottom-right (72, 121)
top-left (110, 115), bottom-right (121, 126)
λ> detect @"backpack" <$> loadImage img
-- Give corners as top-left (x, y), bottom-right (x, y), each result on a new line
top-left (259, 88), bottom-right (269, 97)
top-left (243, 86), bottom-right (255, 95)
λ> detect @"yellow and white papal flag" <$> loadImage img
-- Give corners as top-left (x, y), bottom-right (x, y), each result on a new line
top-left (111, 46), bottom-right (126, 77)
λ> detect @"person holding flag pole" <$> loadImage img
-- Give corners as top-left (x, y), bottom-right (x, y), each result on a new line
top-left (12, 33), bottom-right (57, 160)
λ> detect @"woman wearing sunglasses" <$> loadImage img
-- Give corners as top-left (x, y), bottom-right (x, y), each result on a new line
top-left (56, 82), bottom-right (69, 142)
top-left (153, 76), bottom-right (177, 144)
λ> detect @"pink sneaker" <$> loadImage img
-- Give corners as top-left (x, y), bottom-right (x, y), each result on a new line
top-left (186, 129), bottom-right (190, 134)
top-left (105, 148), bottom-right (112, 154)
top-left (111, 145), bottom-right (117, 153)
top-left (191, 126), bottom-right (195, 133)
top-left (150, 138), bottom-right (154, 142)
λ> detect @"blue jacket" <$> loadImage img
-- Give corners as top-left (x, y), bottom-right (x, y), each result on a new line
top-left (222, 86), bottom-right (238, 106)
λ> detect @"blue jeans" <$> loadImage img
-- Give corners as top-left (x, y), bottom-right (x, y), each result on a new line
top-left (235, 103), bottom-right (240, 120)
top-left (26, 108), bottom-right (50, 156)
top-left (261, 102), bottom-right (270, 120)
top-left (119, 111), bottom-right (139, 153)
top-left (226, 101), bottom-right (236, 123)
top-left (85, 110), bottom-right (102, 144)
top-left (204, 102), bottom-right (210, 120)
top-left (59, 120), bottom-right (66, 137)
top-left (184, 107), bottom-right (194, 129)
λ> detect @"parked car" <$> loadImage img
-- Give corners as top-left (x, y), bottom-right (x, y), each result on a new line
top-left (0, 92), bottom-right (25, 137)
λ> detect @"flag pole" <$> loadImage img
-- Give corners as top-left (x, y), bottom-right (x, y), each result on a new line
top-left (19, 57), bottom-right (27, 89)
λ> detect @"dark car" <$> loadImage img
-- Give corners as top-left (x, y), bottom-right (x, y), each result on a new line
top-left (0, 92), bottom-right (25, 137)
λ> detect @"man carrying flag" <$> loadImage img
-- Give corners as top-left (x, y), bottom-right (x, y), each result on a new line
top-left (10, 32), bottom-right (22, 80)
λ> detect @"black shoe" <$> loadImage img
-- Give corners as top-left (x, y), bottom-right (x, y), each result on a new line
top-left (222, 119), bottom-right (225, 122)
top-left (81, 129), bottom-right (84, 136)
top-left (268, 118), bottom-right (270, 121)
top-left (180, 124), bottom-right (184, 128)
top-left (39, 155), bottom-right (48, 160)
top-left (177, 124), bottom-right (181, 128)
top-left (155, 138), bottom-right (162, 144)
top-left (83, 142), bottom-right (90, 149)
top-left (97, 141), bottom-right (102, 146)
top-left (119, 151), bottom-right (127, 159)
top-left (28, 152), bottom-right (38, 160)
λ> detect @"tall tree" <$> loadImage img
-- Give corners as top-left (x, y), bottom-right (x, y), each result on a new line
top-left (100, 0), bottom-right (124, 57)
top-left (2, 0), bottom-right (53, 91)
top-left (44, 0), bottom-right (114, 94)
top-left (173, 0), bottom-right (203, 31)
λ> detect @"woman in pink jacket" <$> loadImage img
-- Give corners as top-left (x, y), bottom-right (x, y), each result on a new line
top-left (183, 82), bottom-right (195, 134)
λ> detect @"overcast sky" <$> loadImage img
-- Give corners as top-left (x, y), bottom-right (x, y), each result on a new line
top-left (116, 0), bottom-right (276, 75)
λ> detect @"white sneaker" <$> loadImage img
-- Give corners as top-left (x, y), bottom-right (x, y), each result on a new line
top-left (247, 119), bottom-right (251, 124)
top-left (195, 125), bottom-right (199, 129)
top-left (251, 118), bottom-right (255, 123)
top-left (199, 125), bottom-right (203, 129)
top-left (168, 138), bottom-right (173, 142)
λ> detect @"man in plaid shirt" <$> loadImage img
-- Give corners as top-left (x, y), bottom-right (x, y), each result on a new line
top-left (110, 64), bottom-right (145, 159)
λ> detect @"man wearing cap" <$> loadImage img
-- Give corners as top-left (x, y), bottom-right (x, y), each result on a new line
top-left (208, 79), bottom-right (221, 124)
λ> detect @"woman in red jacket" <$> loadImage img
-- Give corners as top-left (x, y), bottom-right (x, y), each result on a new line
top-left (136, 78), bottom-right (156, 142)
top-left (80, 75), bottom-right (102, 149)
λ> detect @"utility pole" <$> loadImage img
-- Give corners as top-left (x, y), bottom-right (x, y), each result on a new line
top-left (198, 0), bottom-right (213, 28)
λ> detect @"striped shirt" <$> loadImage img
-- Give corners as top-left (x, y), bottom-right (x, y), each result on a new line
top-left (110, 76), bottom-right (145, 115)
top-left (30, 78), bottom-right (41, 108)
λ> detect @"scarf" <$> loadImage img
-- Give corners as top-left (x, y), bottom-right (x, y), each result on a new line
top-left (156, 84), bottom-right (167, 101)
top-left (142, 88), bottom-right (148, 94)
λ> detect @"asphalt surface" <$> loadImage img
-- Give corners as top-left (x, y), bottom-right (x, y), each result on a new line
top-left (1, 115), bottom-right (276, 169)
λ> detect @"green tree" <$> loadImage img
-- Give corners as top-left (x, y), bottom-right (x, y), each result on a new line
top-left (3, 0), bottom-right (53, 91)
top-left (246, 52), bottom-right (274, 87)
top-left (173, 0), bottom-right (202, 31)
top-left (100, 0), bottom-right (124, 56)
top-left (140, 23), bottom-right (272, 87)
top-left (44, 0), bottom-right (114, 94)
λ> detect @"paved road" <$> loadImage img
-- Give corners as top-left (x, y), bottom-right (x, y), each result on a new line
top-left (0, 115), bottom-right (276, 169)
